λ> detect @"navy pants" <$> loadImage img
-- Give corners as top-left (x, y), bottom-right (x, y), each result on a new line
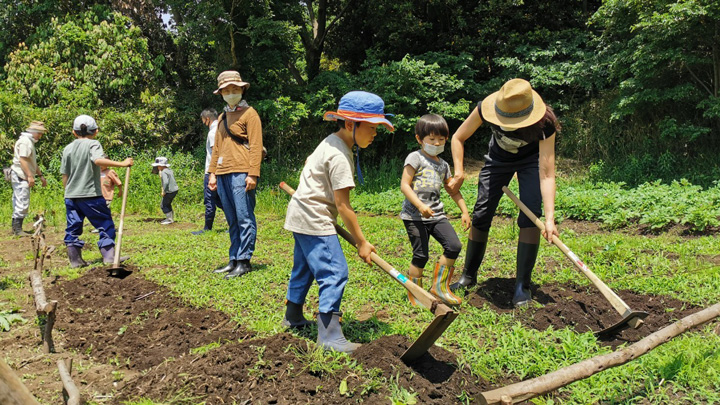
top-left (472, 156), bottom-right (542, 231)
top-left (64, 197), bottom-right (115, 248)
top-left (216, 172), bottom-right (256, 261)
top-left (161, 191), bottom-right (178, 214)
top-left (286, 233), bottom-right (348, 313)
top-left (203, 173), bottom-right (223, 228)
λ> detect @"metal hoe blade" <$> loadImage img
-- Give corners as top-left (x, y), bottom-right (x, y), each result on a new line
top-left (595, 310), bottom-right (650, 336)
top-left (401, 310), bottom-right (458, 362)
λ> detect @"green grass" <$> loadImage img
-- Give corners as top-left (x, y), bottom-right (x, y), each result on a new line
top-left (4, 156), bottom-right (719, 403)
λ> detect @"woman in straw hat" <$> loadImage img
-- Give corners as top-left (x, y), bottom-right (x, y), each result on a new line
top-left (207, 70), bottom-right (264, 280)
top-left (447, 78), bottom-right (560, 307)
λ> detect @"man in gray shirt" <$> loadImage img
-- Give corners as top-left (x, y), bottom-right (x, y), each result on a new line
top-left (9, 121), bottom-right (47, 236)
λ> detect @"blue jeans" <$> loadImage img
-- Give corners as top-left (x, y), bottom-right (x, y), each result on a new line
top-left (64, 197), bottom-right (115, 248)
top-left (286, 233), bottom-right (349, 313)
top-left (216, 172), bottom-right (256, 261)
top-left (203, 173), bottom-right (223, 228)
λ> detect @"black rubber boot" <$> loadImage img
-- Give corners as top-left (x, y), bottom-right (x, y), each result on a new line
top-left (450, 229), bottom-right (488, 291)
top-left (192, 218), bottom-right (215, 235)
top-left (224, 260), bottom-right (252, 279)
top-left (317, 312), bottom-right (361, 354)
top-left (281, 300), bottom-right (313, 328)
top-left (512, 240), bottom-right (540, 308)
top-left (12, 218), bottom-right (32, 237)
top-left (213, 260), bottom-right (236, 274)
top-left (67, 245), bottom-right (88, 268)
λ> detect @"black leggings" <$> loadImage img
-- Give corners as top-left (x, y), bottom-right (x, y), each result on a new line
top-left (161, 191), bottom-right (178, 214)
top-left (403, 218), bottom-right (462, 268)
top-left (471, 157), bottom-right (542, 231)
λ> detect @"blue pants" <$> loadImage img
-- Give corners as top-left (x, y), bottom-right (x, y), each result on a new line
top-left (203, 173), bottom-right (223, 228)
top-left (216, 172), bottom-right (256, 261)
top-left (286, 233), bottom-right (349, 313)
top-left (64, 197), bottom-right (115, 248)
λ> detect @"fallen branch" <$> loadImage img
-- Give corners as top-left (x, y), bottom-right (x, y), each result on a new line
top-left (57, 359), bottom-right (81, 405)
top-left (0, 358), bottom-right (40, 405)
top-left (480, 303), bottom-right (720, 404)
top-left (133, 291), bottom-right (155, 301)
top-left (29, 270), bottom-right (57, 353)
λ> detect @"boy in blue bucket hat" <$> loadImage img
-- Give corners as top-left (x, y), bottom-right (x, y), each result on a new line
top-left (282, 91), bottom-right (394, 353)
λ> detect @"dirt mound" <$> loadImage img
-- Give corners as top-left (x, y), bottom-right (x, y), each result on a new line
top-left (466, 278), bottom-right (700, 347)
top-left (49, 267), bottom-right (242, 370)
top-left (353, 335), bottom-right (495, 403)
top-left (119, 333), bottom-right (495, 404)
top-left (119, 333), bottom-right (376, 404)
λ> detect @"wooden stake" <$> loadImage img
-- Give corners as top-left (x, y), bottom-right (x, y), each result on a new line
top-left (29, 270), bottom-right (57, 353)
top-left (57, 359), bottom-right (81, 405)
top-left (480, 303), bottom-right (720, 404)
top-left (0, 358), bottom-right (40, 405)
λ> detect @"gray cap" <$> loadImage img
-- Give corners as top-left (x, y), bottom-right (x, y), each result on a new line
top-left (73, 115), bottom-right (98, 132)
top-left (151, 157), bottom-right (170, 167)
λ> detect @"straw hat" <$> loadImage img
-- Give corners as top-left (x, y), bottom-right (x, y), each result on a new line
top-left (481, 79), bottom-right (546, 129)
top-left (26, 121), bottom-right (47, 133)
top-left (323, 91), bottom-right (395, 132)
top-left (213, 71), bottom-right (250, 94)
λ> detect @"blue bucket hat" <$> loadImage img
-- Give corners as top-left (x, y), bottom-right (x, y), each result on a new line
top-left (324, 91), bottom-right (394, 132)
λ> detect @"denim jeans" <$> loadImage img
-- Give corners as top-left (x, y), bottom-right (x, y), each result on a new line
top-left (65, 196), bottom-right (115, 248)
top-left (216, 172), bottom-right (256, 261)
top-left (203, 173), bottom-right (223, 228)
top-left (286, 232), bottom-right (349, 313)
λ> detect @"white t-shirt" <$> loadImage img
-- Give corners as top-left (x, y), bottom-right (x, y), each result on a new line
top-left (11, 133), bottom-right (38, 179)
top-left (204, 120), bottom-right (219, 174)
top-left (284, 134), bottom-right (355, 236)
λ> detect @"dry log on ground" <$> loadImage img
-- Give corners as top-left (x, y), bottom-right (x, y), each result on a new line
top-left (57, 359), bottom-right (81, 405)
top-left (0, 358), bottom-right (40, 405)
top-left (29, 269), bottom-right (57, 353)
top-left (480, 302), bottom-right (720, 404)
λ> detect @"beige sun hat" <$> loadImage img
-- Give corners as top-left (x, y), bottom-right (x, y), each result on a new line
top-left (213, 70), bottom-right (250, 94)
top-left (26, 121), bottom-right (48, 133)
top-left (481, 79), bottom-right (546, 129)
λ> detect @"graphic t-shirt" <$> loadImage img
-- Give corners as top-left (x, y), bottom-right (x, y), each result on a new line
top-left (400, 150), bottom-right (451, 221)
top-left (284, 134), bottom-right (355, 236)
top-left (61, 138), bottom-right (104, 198)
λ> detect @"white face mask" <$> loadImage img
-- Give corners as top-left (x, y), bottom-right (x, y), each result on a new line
top-left (223, 93), bottom-right (243, 107)
top-left (423, 142), bottom-right (444, 156)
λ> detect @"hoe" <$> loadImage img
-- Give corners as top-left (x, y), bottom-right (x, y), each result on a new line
top-left (107, 166), bottom-right (132, 278)
top-left (280, 182), bottom-right (457, 362)
top-left (503, 186), bottom-right (648, 335)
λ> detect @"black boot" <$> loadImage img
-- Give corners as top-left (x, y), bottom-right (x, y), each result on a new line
top-left (281, 300), bottom-right (313, 328)
top-left (450, 229), bottom-right (488, 291)
top-left (317, 312), bottom-right (361, 353)
top-left (213, 260), bottom-right (236, 274)
top-left (224, 260), bottom-right (252, 279)
top-left (12, 218), bottom-right (32, 237)
top-left (512, 230), bottom-right (540, 307)
top-left (192, 218), bottom-right (215, 235)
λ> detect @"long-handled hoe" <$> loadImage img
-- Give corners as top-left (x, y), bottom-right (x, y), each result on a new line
top-left (502, 186), bottom-right (648, 335)
top-left (280, 182), bottom-right (458, 362)
top-left (107, 166), bottom-right (132, 278)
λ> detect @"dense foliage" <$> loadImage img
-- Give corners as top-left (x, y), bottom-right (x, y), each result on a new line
top-left (0, 0), bottom-right (718, 184)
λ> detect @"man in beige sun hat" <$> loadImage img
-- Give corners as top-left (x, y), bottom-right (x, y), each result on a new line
top-left (447, 78), bottom-right (562, 308)
top-left (9, 120), bottom-right (48, 236)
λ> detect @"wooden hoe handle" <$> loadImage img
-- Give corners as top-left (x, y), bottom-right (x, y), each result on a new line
top-left (114, 166), bottom-right (131, 266)
top-left (279, 182), bottom-right (452, 316)
top-left (501, 186), bottom-right (633, 315)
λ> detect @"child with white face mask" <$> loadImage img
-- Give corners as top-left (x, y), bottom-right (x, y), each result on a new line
top-left (399, 113), bottom-right (472, 306)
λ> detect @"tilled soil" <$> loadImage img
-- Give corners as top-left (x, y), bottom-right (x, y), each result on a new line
top-left (466, 277), bottom-right (700, 347)
top-left (48, 267), bottom-right (243, 370)
top-left (119, 333), bottom-right (494, 404)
